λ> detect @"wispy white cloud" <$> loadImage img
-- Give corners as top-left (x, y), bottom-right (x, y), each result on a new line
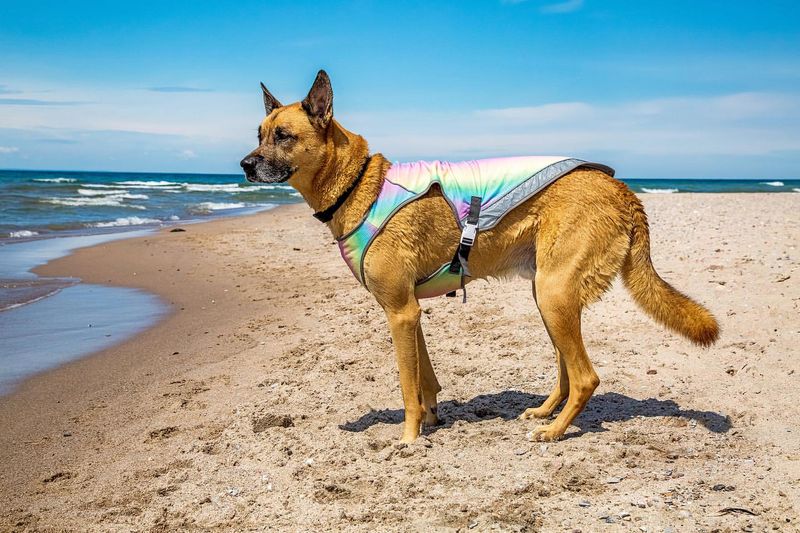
top-left (146, 86), bottom-right (213, 93)
top-left (540, 0), bottom-right (584, 14)
top-left (1, 79), bottom-right (797, 177)
top-left (346, 92), bottom-right (800, 176)
top-left (0, 98), bottom-right (87, 106)
top-left (0, 146), bottom-right (19, 154)
top-left (0, 85), bottom-right (21, 95)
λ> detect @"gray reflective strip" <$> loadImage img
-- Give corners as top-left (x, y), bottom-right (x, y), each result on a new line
top-left (471, 159), bottom-right (615, 231)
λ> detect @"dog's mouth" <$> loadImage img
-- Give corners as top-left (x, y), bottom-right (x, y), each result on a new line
top-left (243, 163), bottom-right (296, 184)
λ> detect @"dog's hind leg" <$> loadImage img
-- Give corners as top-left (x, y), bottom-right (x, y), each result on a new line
top-left (528, 270), bottom-right (599, 441)
top-left (417, 324), bottom-right (442, 426)
top-left (520, 346), bottom-right (568, 420)
top-left (520, 279), bottom-right (569, 419)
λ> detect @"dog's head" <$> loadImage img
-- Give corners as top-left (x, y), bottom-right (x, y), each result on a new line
top-left (240, 70), bottom-right (335, 190)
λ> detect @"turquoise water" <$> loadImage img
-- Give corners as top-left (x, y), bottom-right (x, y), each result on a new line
top-left (2, 169), bottom-right (798, 240)
top-left (0, 232), bottom-right (166, 394)
top-left (0, 168), bottom-right (797, 394)
top-left (0, 169), bottom-right (299, 240)
top-left (0, 283), bottom-right (165, 394)
top-left (623, 178), bottom-right (800, 194)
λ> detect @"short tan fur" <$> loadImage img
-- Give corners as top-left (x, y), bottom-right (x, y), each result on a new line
top-left (241, 71), bottom-right (719, 443)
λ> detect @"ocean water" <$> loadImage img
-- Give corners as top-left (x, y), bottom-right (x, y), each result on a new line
top-left (2, 170), bottom-right (799, 241)
top-left (0, 169), bottom-right (299, 394)
top-left (0, 169), bottom-right (300, 240)
top-left (0, 231), bottom-right (165, 394)
top-left (623, 178), bottom-right (800, 194)
top-left (0, 168), bottom-right (798, 394)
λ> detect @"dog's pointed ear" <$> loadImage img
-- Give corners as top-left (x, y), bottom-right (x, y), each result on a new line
top-left (301, 70), bottom-right (333, 129)
top-left (260, 82), bottom-right (282, 116)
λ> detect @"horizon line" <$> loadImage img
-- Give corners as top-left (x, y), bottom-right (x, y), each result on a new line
top-left (0, 167), bottom-right (798, 181)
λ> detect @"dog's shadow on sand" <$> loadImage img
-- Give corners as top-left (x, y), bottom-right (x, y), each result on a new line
top-left (339, 391), bottom-right (730, 437)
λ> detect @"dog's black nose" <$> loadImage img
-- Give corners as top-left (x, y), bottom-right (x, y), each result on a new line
top-left (240, 155), bottom-right (262, 172)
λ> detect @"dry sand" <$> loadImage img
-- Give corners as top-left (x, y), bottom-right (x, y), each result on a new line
top-left (0, 193), bottom-right (798, 532)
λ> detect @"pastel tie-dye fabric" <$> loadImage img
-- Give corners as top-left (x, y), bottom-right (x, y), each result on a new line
top-left (337, 156), bottom-right (614, 299)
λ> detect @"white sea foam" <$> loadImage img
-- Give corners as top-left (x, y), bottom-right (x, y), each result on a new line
top-left (641, 187), bottom-right (679, 194)
top-left (183, 183), bottom-right (243, 193)
top-left (248, 184), bottom-right (288, 191)
top-left (83, 182), bottom-right (181, 190)
top-left (182, 183), bottom-right (284, 192)
top-left (760, 181), bottom-right (784, 187)
top-left (42, 197), bottom-right (146, 209)
top-left (193, 202), bottom-right (247, 211)
top-left (76, 189), bottom-right (149, 200)
top-left (81, 181), bottom-right (282, 193)
top-left (793, 188), bottom-right (800, 193)
top-left (92, 216), bottom-right (161, 227)
top-left (82, 183), bottom-right (126, 189)
top-left (78, 188), bottom-right (129, 196)
top-left (8, 230), bottom-right (39, 238)
top-left (32, 177), bottom-right (76, 183)
top-left (114, 180), bottom-right (180, 186)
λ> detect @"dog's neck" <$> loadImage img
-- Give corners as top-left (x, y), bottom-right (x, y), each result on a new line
top-left (308, 122), bottom-right (389, 239)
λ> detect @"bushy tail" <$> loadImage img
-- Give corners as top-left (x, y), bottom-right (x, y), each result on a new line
top-left (621, 197), bottom-right (719, 346)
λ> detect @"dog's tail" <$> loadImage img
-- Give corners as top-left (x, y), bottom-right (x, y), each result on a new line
top-left (620, 195), bottom-right (719, 347)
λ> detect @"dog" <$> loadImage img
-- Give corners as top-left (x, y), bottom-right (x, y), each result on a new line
top-left (240, 70), bottom-right (719, 443)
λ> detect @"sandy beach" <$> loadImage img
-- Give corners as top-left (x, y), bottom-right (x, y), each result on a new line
top-left (0, 193), bottom-right (798, 531)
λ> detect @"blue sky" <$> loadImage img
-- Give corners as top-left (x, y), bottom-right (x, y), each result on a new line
top-left (0, 0), bottom-right (798, 177)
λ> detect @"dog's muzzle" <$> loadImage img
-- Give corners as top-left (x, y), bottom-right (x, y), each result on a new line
top-left (240, 155), bottom-right (294, 183)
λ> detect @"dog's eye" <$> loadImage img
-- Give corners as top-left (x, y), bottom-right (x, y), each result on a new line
top-left (274, 128), bottom-right (293, 143)
top-left (257, 127), bottom-right (263, 144)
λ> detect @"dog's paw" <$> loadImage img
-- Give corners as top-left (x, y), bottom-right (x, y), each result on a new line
top-left (527, 423), bottom-right (563, 442)
top-left (519, 406), bottom-right (552, 420)
top-left (422, 413), bottom-right (440, 427)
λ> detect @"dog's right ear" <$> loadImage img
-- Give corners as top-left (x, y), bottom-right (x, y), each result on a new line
top-left (260, 82), bottom-right (282, 116)
top-left (302, 70), bottom-right (333, 129)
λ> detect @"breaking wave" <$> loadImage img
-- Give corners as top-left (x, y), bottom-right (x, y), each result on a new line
top-left (42, 197), bottom-right (146, 209)
top-left (192, 202), bottom-right (247, 212)
top-left (32, 177), bottom-right (77, 183)
top-left (8, 230), bottom-right (39, 238)
top-left (91, 217), bottom-right (162, 227)
top-left (641, 187), bottom-right (679, 194)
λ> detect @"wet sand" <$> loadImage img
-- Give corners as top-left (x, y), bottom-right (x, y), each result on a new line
top-left (0, 194), bottom-right (798, 531)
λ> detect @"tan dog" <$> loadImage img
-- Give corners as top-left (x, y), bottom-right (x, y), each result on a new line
top-left (241, 70), bottom-right (719, 443)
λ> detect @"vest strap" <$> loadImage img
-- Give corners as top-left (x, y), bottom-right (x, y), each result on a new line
top-left (448, 196), bottom-right (482, 303)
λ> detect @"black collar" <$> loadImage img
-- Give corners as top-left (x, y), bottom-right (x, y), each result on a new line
top-left (313, 156), bottom-right (372, 223)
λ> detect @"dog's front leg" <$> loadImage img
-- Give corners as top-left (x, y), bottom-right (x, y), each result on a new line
top-left (417, 323), bottom-right (441, 427)
top-left (385, 301), bottom-right (425, 443)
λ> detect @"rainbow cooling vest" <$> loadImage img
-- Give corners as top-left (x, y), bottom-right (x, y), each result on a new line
top-left (337, 156), bottom-right (614, 299)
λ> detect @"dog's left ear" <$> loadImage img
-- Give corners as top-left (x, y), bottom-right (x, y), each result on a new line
top-left (261, 82), bottom-right (282, 116)
top-left (302, 70), bottom-right (333, 129)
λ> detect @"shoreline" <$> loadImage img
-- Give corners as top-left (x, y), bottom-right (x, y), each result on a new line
top-left (1, 194), bottom-right (798, 531)
top-left (0, 205), bottom-right (283, 394)
top-left (0, 202), bottom-right (300, 413)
